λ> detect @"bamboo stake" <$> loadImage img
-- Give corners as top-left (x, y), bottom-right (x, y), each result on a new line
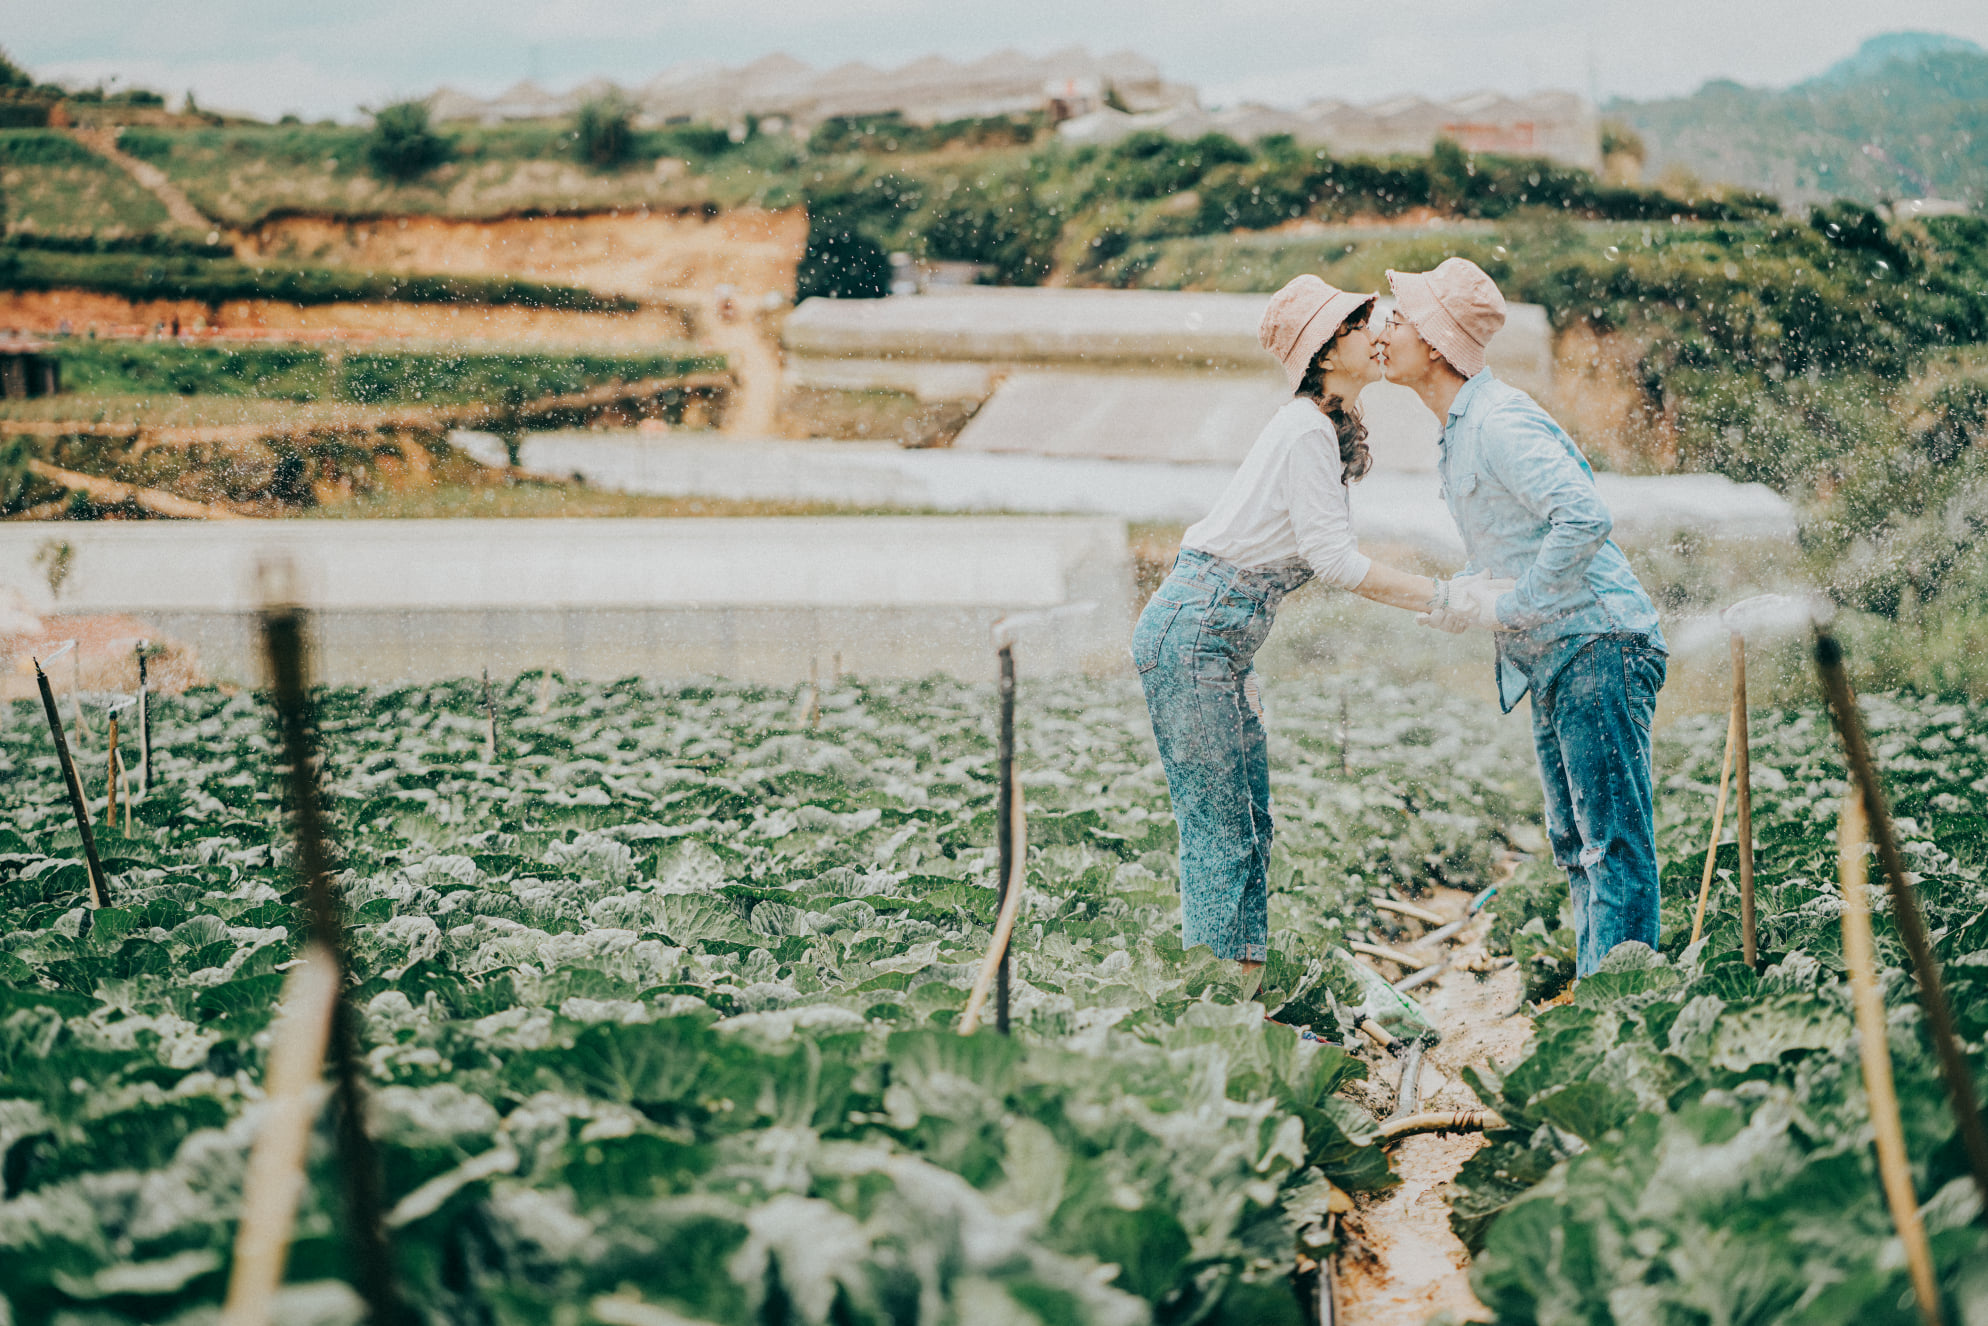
top-left (260, 599), bottom-right (405, 1326)
top-left (1691, 699), bottom-right (1740, 944)
top-left (1732, 633), bottom-right (1756, 968)
top-left (103, 711), bottom-right (120, 829)
top-left (1837, 793), bottom-right (1941, 1326)
top-left (959, 781), bottom-right (1026, 1037)
top-left (219, 943), bottom-right (340, 1326)
top-left (33, 647), bottom-right (112, 912)
top-left (1815, 626), bottom-right (1988, 1209)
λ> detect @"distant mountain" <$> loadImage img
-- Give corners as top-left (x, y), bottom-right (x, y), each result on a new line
top-left (1805, 31), bottom-right (1985, 86)
top-left (1606, 31), bottom-right (1988, 208)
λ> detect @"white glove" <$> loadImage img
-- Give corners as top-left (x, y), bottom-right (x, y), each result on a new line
top-left (1419, 570), bottom-right (1517, 633)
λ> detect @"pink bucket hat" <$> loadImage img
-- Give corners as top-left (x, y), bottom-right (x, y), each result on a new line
top-left (1260, 275), bottom-right (1377, 391)
top-left (1385, 257), bottom-right (1507, 378)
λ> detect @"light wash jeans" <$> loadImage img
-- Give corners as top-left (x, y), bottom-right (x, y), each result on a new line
top-left (1132, 549), bottom-right (1311, 962)
top-left (1529, 633), bottom-right (1667, 975)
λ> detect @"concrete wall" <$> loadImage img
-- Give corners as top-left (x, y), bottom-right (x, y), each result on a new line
top-left (0, 518), bottom-right (1132, 685)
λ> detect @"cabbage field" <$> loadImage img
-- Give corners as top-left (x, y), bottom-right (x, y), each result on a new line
top-left (0, 671), bottom-right (1985, 1325)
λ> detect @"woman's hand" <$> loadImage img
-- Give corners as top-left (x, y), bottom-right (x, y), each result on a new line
top-left (1420, 570), bottom-right (1518, 633)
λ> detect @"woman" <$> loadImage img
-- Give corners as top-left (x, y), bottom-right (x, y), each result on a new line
top-left (1131, 275), bottom-right (1480, 969)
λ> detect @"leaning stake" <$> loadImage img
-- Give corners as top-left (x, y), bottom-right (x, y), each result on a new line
top-left (959, 781), bottom-right (1026, 1037)
top-left (219, 943), bottom-right (340, 1326)
top-left (1690, 698), bottom-right (1739, 945)
top-left (260, 599), bottom-right (405, 1325)
top-left (1837, 792), bottom-right (1941, 1326)
top-left (1731, 631), bottom-right (1756, 967)
top-left (33, 648), bottom-right (112, 912)
top-left (994, 639), bottom-right (1015, 1033)
top-left (1815, 626), bottom-right (1988, 1208)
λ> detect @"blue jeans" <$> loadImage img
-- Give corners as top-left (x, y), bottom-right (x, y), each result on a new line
top-left (1132, 549), bottom-right (1311, 962)
top-left (1528, 634), bottom-right (1666, 976)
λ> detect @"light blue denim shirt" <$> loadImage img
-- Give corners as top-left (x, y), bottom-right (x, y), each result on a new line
top-left (1437, 369), bottom-right (1665, 712)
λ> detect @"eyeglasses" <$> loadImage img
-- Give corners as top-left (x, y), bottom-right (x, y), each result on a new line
top-left (1382, 313), bottom-right (1405, 332)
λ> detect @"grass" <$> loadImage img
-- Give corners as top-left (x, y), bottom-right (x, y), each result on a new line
top-left (300, 479), bottom-right (917, 520)
top-left (110, 123), bottom-right (776, 225)
top-left (0, 241), bottom-right (637, 310)
top-left (0, 131), bottom-right (172, 235)
top-left (44, 341), bottom-right (721, 406)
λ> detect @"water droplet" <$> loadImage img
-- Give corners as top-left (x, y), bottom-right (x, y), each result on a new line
top-left (1603, 246), bottom-right (1621, 263)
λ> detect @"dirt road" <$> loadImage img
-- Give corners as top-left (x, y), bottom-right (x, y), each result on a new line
top-left (1335, 889), bottom-right (1534, 1325)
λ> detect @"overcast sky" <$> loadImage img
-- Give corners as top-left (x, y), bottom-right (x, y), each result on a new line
top-left (6, 0), bottom-right (1987, 121)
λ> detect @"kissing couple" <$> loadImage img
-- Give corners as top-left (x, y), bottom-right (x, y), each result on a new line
top-left (1133, 257), bottom-right (1667, 984)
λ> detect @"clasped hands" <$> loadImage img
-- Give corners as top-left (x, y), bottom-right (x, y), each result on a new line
top-left (1419, 569), bottom-right (1517, 634)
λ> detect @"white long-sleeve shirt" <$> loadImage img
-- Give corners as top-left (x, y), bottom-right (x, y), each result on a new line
top-left (1181, 398), bottom-right (1372, 590)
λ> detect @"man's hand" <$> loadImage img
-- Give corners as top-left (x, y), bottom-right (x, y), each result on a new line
top-left (1419, 570), bottom-right (1517, 633)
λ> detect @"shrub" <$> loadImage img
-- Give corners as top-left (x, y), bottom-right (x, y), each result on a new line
top-left (573, 96), bottom-right (633, 171)
top-left (365, 101), bottom-right (450, 181)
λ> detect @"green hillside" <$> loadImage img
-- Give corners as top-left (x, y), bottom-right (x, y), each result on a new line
top-left (1609, 34), bottom-right (1988, 206)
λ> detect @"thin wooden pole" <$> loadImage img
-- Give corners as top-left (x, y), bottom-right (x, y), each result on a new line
top-left (1690, 699), bottom-right (1739, 944)
top-left (481, 668), bottom-right (498, 763)
top-left (219, 942), bottom-right (340, 1326)
top-left (69, 647), bottom-right (87, 753)
top-left (260, 603), bottom-right (405, 1326)
top-left (33, 655), bottom-right (112, 912)
top-left (1732, 632), bottom-right (1756, 968)
top-left (1837, 792), bottom-right (1942, 1326)
top-left (1815, 626), bottom-right (1988, 1209)
top-left (136, 643), bottom-right (151, 798)
top-left (994, 641), bottom-right (1015, 1035)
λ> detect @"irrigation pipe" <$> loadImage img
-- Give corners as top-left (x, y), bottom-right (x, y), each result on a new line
top-left (1392, 956), bottom-right (1449, 994)
top-left (32, 646), bottom-right (112, 913)
top-left (219, 943), bottom-right (339, 1326)
top-left (1690, 698), bottom-right (1739, 945)
top-left (1815, 626), bottom-right (1988, 1209)
top-left (1349, 940), bottom-right (1423, 969)
top-left (1377, 1110), bottom-right (1503, 1144)
top-left (959, 783), bottom-right (1025, 1036)
top-left (1383, 1037), bottom-right (1430, 1126)
top-left (1836, 793), bottom-right (1941, 1326)
top-left (1372, 897), bottom-right (1445, 927)
top-left (261, 595), bottom-right (406, 1325)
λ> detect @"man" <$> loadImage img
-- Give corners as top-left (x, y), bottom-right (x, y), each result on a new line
top-left (1377, 257), bottom-right (1668, 977)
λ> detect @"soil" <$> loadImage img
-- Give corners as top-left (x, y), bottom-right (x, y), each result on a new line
top-left (0, 289), bottom-right (696, 347)
top-left (1334, 886), bottom-right (1535, 1326)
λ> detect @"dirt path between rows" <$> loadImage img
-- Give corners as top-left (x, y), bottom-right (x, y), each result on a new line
top-left (1336, 887), bottom-right (1535, 1325)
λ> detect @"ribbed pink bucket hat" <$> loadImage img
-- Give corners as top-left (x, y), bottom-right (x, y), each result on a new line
top-left (1260, 275), bottom-right (1377, 391)
top-left (1384, 257), bottom-right (1507, 378)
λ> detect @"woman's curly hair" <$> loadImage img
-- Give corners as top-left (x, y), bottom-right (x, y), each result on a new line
top-left (1295, 304), bottom-right (1372, 484)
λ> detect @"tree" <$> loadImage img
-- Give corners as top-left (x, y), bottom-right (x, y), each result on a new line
top-left (574, 96), bottom-right (634, 171)
top-left (366, 101), bottom-right (451, 182)
top-left (795, 218), bottom-right (890, 300)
